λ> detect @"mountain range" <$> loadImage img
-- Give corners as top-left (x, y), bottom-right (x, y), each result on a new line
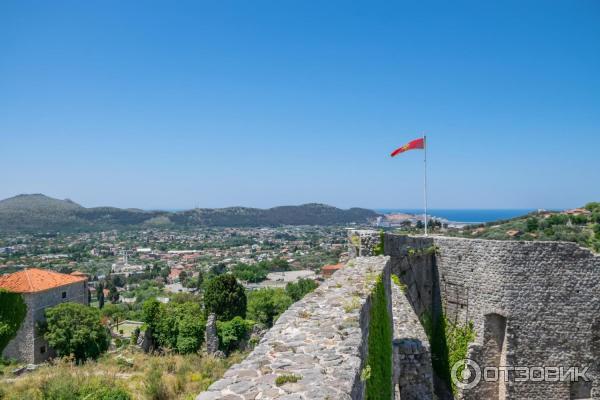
top-left (0, 194), bottom-right (379, 232)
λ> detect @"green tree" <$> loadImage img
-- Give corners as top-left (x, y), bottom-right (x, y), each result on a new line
top-left (526, 218), bottom-right (539, 232)
top-left (204, 274), bottom-right (247, 321)
top-left (109, 286), bottom-right (119, 303)
top-left (196, 271), bottom-right (204, 289)
top-left (231, 263), bottom-right (268, 283)
top-left (247, 288), bottom-right (292, 327)
top-left (101, 303), bottom-right (128, 331)
top-left (96, 283), bottom-right (105, 309)
top-left (142, 299), bottom-right (205, 354)
top-left (217, 316), bottom-right (253, 353)
top-left (285, 278), bottom-right (318, 302)
top-left (179, 270), bottom-right (187, 282)
top-left (142, 298), bottom-right (161, 333)
top-left (43, 302), bottom-right (110, 362)
top-left (0, 289), bottom-right (27, 353)
top-left (172, 303), bottom-right (205, 354)
top-left (585, 202), bottom-right (600, 212)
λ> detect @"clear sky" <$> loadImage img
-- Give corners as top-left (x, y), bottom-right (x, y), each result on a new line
top-left (1, 1), bottom-right (599, 210)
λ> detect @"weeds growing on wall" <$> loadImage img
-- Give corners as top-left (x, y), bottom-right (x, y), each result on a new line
top-left (406, 245), bottom-right (438, 257)
top-left (420, 311), bottom-right (476, 394)
top-left (0, 289), bottom-right (27, 354)
top-left (391, 274), bottom-right (407, 293)
top-left (366, 276), bottom-right (392, 399)
top-left (446, 320), bottom-right (476, 393)
top-left (372, 230), bottom-right (385, 256)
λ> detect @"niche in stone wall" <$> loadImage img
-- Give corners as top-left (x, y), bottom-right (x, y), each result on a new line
top-left (482, 313), bottom-right (508, 400)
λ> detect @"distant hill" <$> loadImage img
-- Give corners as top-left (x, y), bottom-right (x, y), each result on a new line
top-left (0, 194), bottom-right (379, 232)
top-left (449, 202), bottom-right (600, 252)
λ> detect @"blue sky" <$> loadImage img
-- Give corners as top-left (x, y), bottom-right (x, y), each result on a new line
top-left (1, 1), bottom-right (599, 210)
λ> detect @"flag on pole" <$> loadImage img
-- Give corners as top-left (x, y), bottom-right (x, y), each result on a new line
top-left (390, 135), bottom-right (429, 236)
top-left (390, 137), bottom-right (425, 157)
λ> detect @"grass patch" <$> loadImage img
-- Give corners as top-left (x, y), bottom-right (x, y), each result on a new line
top-left (275, 374), bottom-right (301, 386)
top-left (343, 296), bottom-right (361, 313)
top-left (0, 349), bottom-right (249, 399)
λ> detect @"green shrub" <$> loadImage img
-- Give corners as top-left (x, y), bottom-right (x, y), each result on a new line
top-left (247, 288), bottom-right (292, 327)
top-left (526, 217), bottom-right (539, 232)
top-left (145, 362), bottom-right (169, 400)
top-left (285, 278), bottom-right (318, 302)
top-left (217, 316), bottom-right (254, 354)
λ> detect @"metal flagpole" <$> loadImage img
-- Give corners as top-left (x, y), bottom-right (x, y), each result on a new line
top-left (423, 134), bottom-right (428, 236)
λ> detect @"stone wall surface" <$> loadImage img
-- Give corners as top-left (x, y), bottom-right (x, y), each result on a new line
top-left (431, 236), bottom-right (600, 400)
top-left (391, 280), bottom-right (434, 400)
top-left (348, 230), bottom-right (382, 259)
top-left (197, 256), bottom-right (391, 400)
top-left (200, 231), bottom-right (600, 400)
top-left (383, 233), bottom-right (600, 400)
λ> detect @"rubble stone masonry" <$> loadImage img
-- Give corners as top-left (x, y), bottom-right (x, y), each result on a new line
top-left (198, 231), bottom-right (600, 399)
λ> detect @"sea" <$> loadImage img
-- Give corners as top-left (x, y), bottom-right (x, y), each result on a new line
top-left (375, 209), bottom-right (536, 224)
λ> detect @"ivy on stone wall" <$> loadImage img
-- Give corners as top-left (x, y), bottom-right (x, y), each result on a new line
top-left (0, 288), bottom-right (27, 354)
top-left (421, 311), bottom-right (476, 394)
top-left (365, 276), bottom-right (392, 399)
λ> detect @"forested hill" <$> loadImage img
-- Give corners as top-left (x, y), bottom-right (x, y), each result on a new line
top-left (449, 202), bottom-right (600, 252)
top-left (0, 194), bottom-right (379, 232)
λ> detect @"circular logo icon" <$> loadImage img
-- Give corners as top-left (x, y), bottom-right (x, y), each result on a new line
top-left (451, 359), bottom-right (481, 390)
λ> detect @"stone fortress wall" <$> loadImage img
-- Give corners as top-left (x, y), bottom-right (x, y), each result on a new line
top-left (381, 232), bottom-right (600, 400)
top-left (199, 231), bottom-right (600, 399)
top-left (197, 256), bottom-right (394, 400)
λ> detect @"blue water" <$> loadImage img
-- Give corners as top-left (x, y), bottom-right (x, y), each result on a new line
top-left (375, 209), bottom-right (536, 224)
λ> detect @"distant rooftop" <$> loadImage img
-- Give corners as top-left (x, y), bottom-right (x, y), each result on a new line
top-left (0, 268), bottom-right (86, 293)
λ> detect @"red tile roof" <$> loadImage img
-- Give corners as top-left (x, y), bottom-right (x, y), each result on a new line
top-left (322, 263), bottom-right (343, 271)
top-left (0, 268), bottom-right (86, 293)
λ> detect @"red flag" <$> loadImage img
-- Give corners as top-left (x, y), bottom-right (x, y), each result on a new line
top-left (390, 137), bottom-right (425, 157)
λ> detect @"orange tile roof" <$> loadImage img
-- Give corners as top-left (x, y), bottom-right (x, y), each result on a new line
top-left (0, 268), bottom-right (86, 293)
top-left (322, 263), bottom-right (343, 272)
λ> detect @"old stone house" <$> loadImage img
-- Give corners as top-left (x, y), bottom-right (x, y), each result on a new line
top-left (0, 268), bottom-right (89, 363)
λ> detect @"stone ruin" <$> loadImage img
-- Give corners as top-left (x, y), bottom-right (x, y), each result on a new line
top-left (198, 230), bottom-right (600, 399)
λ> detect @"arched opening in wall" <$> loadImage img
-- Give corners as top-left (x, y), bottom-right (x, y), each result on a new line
top-left (482, 313), bottom-right (507, 400)
top-left (570, 380), bottom-right (592, 399)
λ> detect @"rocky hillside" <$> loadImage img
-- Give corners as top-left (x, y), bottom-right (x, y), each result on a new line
top-left (0, 194), bottom-right (379, 232)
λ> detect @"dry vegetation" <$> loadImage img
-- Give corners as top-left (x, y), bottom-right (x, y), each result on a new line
top-left (0, 348), bottom-right (248, 400)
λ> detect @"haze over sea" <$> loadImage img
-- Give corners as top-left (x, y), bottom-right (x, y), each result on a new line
top-left (376, 209), bottom-right (536, 224)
